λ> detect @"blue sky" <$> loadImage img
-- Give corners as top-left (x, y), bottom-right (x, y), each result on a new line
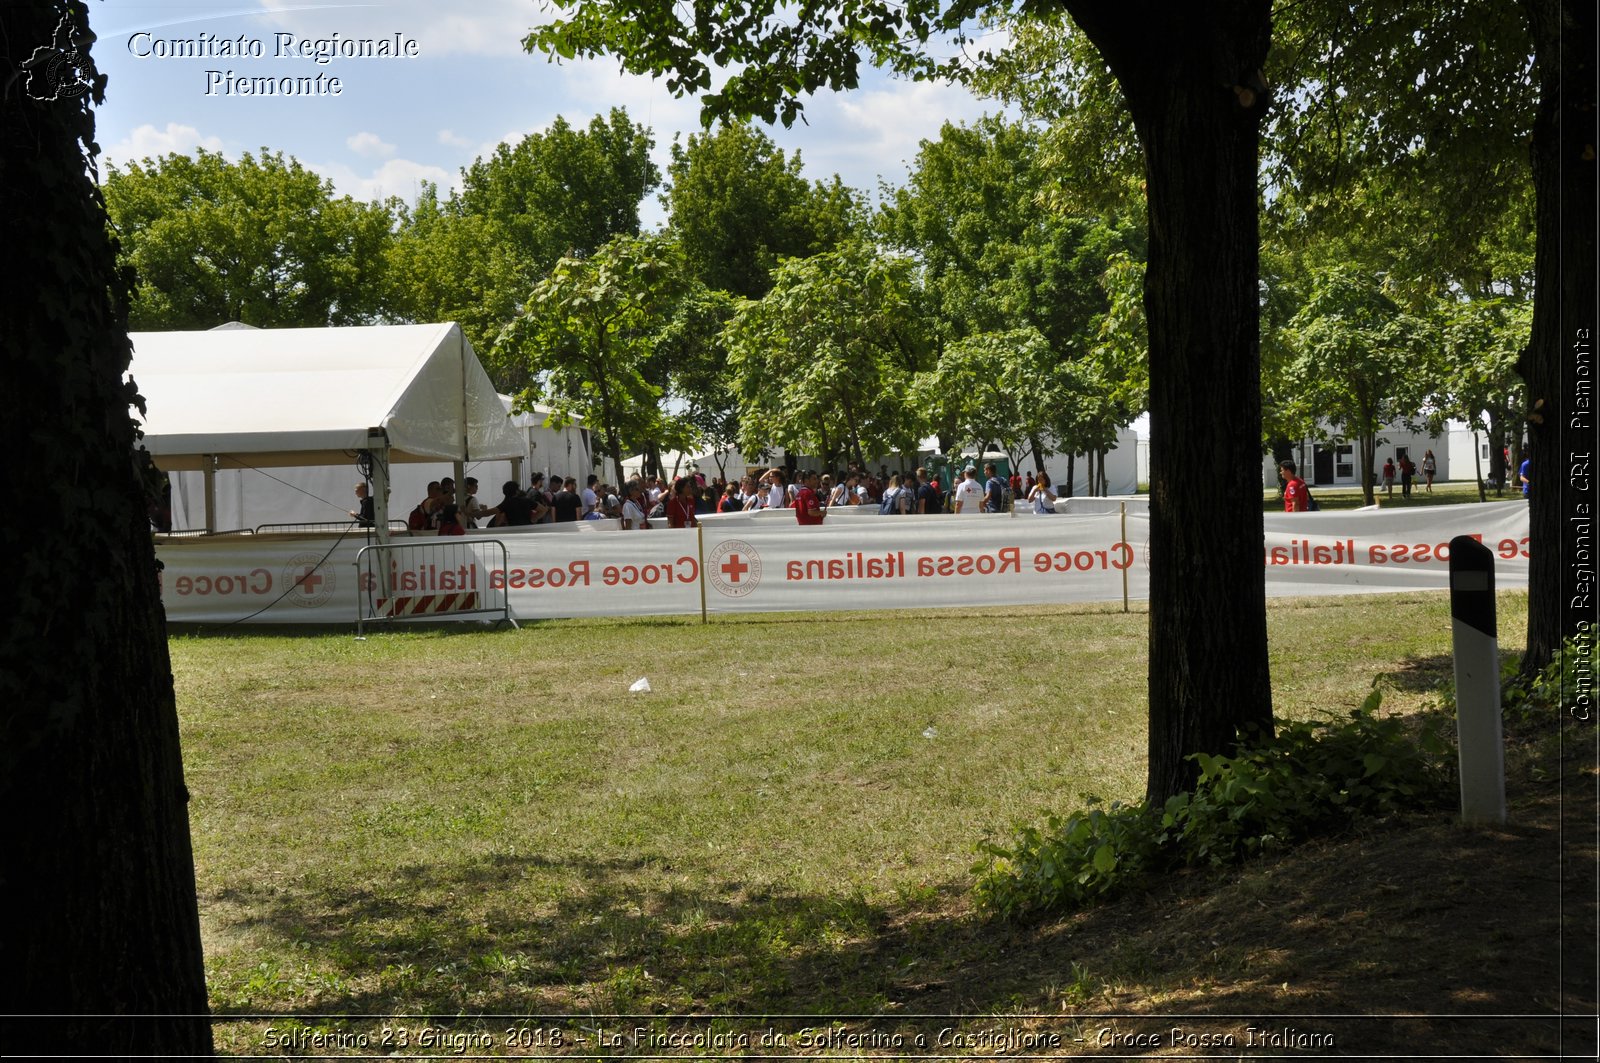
top-left (89, 0), bottom-right (1001, 225)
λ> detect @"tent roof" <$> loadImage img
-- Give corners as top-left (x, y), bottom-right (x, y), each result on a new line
top-left (132, 323), bottom-right (524, 470)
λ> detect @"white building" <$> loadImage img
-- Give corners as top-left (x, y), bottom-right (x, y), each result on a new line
top-left (1262, 422), bottom-right (1455, 488)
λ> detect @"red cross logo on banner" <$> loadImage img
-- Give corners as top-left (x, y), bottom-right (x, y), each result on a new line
top-left (707, 539), bottom-right (762, 598)
top-left (283, 553), bottom-right (337, 609)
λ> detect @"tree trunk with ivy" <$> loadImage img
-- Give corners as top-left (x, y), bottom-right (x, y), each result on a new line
top-left (0, 2), bottom-right (212, 1054)
top-left (1519, 0), bottom-right (1596, 672)
top-left (1064, 0), bottom-right (1276, 804)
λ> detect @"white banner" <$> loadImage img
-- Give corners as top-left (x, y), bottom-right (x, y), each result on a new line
top-left (1256, 500), bottom-right (1529, 597)
top-left (155, 502), bottom-right (1529, 624)
top-left (700, 513), bottom-right (1131, 613)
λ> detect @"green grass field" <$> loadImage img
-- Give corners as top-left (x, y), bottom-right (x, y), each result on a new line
top-left (174, 592), bottom-right (1532, 1053)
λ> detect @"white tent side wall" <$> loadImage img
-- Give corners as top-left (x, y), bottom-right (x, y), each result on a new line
top-left (167, 397), bottom-right (594, 531)
top-left (1038, 429), bottom-right (1139, 497)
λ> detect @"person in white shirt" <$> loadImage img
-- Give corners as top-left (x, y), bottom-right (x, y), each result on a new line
top-left (953, 466), bottom-right (985, 515)
top-left (1028, 471), bottom-right (1058, 514)
top-left (764, 468), bottom-right (787, 511)
top-left (457, 476), bottom-right (493, 528)
top-left (581, 474), bottom-right (599, 517)
top-left (621, 484), bottom-right (650, 529)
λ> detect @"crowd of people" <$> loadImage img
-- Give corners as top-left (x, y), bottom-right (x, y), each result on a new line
top-left (369, 460), bottom-right (1064, 533)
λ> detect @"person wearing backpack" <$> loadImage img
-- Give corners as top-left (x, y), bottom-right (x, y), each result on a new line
top-left (878, 473), bottom-right (909, 514)
top-left (407, 480), bottom-right (442, 530)
top-left (1280, 460), bottom-right (1312, 512)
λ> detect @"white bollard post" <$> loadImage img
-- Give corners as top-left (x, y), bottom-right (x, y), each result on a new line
top-left (1449, 535), bottom-right (1505, 825)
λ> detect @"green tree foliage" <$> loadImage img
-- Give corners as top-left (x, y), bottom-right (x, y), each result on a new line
top-left (654, 287), bottom-right (743, 474)
top-left (1066, 249), bottom-right (1149, 489)
top-left (1265, 0), bottom-right (1535, 290)
top-left (963, 11), bottom-right (1145, 218)
top-left (881, 116), bottom-right (1146, 473)
top-left (103, 148), bottom-right (396, 329)
top-left (909, 328), bottom-right (1042, 462)
top-left (385, 183), bottom-right (526, 364)
top-left (665, 122), bottom-right (860, 298)
top-left (725, 241), bottom-right (931, 467)
top-left (1284, 265), bottom-right (1435, 506)
top-left (1430, 295), bottom-right (1533, 499)
top-left (455, 109), bottom-right (659, 277)
top-left (393, 109), bottom-right (661, 376)
top-left (881, 117), bottom-right (1043, 341)
top-left (494, 234), bottom-right (694, 483)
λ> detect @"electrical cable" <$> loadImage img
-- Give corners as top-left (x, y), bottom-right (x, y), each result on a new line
top-left (216, 519), bottom-right (361, 627)
top-left (216, 452), bottom-right (373, 627)
top-left (213, 453), bottom-right (350, 516)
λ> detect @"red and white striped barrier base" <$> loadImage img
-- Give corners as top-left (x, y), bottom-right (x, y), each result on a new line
top-left (376, 592), bottom-right (479, 618)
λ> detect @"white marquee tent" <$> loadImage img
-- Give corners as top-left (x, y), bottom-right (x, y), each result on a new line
top-left (132, 322), bottom-right (540, 535)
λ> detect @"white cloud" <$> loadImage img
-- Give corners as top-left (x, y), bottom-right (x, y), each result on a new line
top-left (258, 0), bottom-right (546, 59)
top-left (104, 122), bottom-right (225, 166)
top-left (437, 128), bottom-right (472, 147)
top-left (563, 61), bottom-right (709, 139)
top-left (826, 79), bottom-right (998, 182)
top-left (311, 156), bottom-right (456, 202)
top-left (346, 131), bottom-right (396, 157)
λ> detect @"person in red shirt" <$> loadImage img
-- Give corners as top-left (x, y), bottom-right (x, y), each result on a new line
top-left (665, 477), bottom-right (698, 528)
top-left (1279, 460), bottom-right (1309, 512)
top-left (794, 471), bottom-right (826, 525)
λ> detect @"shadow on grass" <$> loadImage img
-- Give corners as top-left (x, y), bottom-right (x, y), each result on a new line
top-left (1377, 653), bottom-right (1455, 693)
top-left (204, 753), bottom-right (1592, 1059)
top-left (1379, 646), bottom-right (1527, 695)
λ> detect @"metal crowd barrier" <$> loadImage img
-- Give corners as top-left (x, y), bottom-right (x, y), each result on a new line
top-left (158, 527), bottom-right (253, 538)
top-left (354, 538), bottom-right (517, 635)
top-left (255, 519), bottom-right (410, 535)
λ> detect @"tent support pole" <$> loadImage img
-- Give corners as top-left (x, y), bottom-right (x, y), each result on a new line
top-left (1121, 502), bottom-right (1129, 613)
top-left (697, 523), bottom-right (708, 624)
top-left (202, 455), bottom-right (217, 534)
top-left (366, 430), bottom-right (391, 547)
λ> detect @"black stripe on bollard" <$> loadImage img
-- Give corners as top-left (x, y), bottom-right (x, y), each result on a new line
top-left (1449, 535), bottom-right (1496, 639)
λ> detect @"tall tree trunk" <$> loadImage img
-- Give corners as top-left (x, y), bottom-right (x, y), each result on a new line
top-left (1360, 430), bottom-right (1377, 506)
top-left (1065, 453), bottom-right (1076, 498)
top-left (1067, 0), bottom-right (1275, 804)
top-left (1473, 429), bottom-right (1487, 502)
top-left (1487, 410), bottom-right (1508, 494)
top-left (1, 2), bottom-right (212, 1054)
top-left (1520, 0), bottom-right (1597, 672)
